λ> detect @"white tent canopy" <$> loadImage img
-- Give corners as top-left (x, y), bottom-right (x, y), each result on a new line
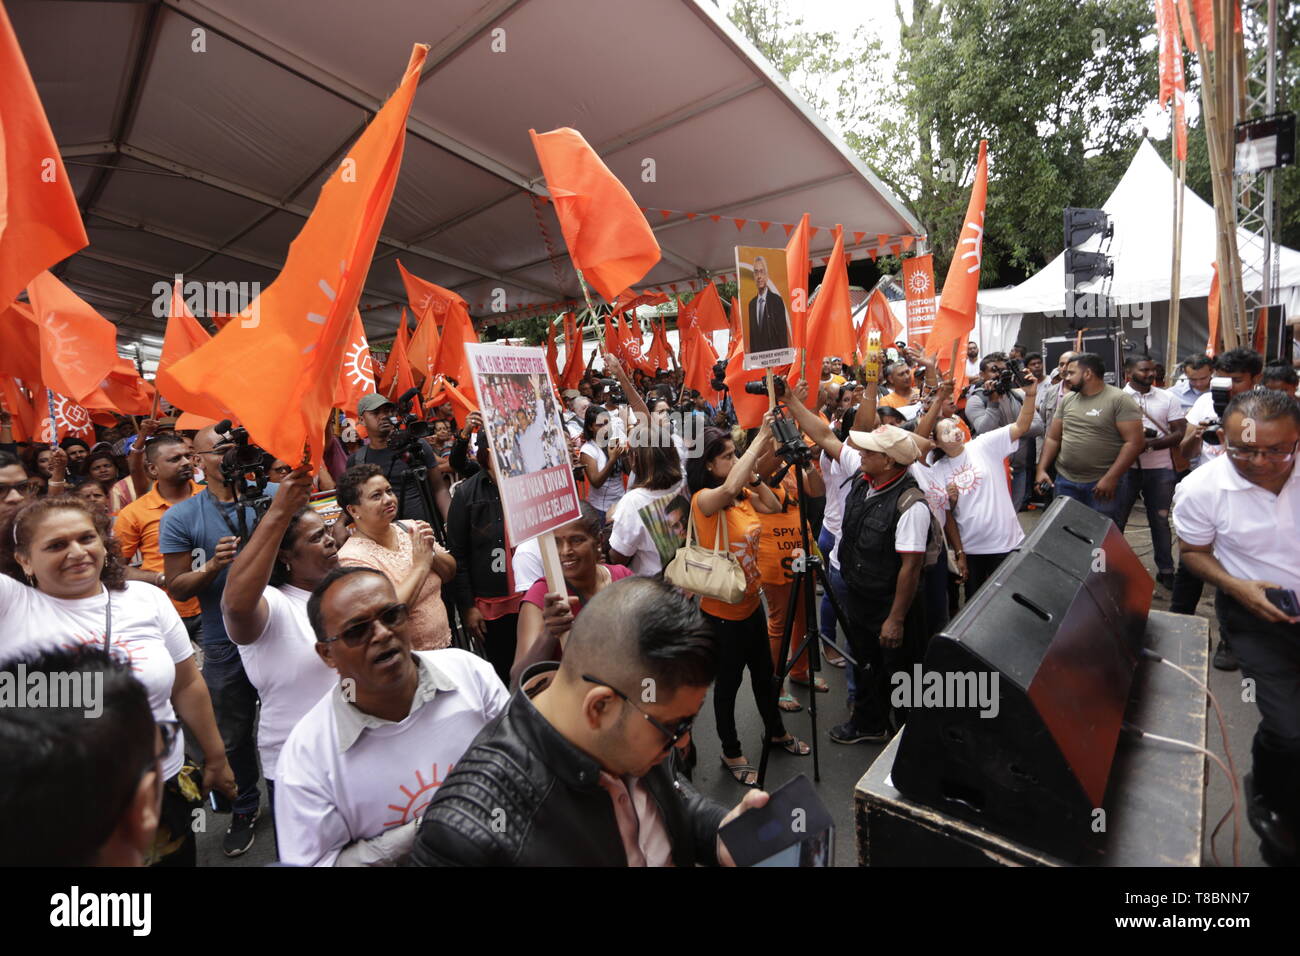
top-left (977, 139), bottom-right (1300, 319)
top-left (13, 0), bottom-right (920, 367)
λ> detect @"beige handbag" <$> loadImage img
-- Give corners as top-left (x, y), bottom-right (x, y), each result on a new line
top-left (664, 502), bottom-right (748, 604)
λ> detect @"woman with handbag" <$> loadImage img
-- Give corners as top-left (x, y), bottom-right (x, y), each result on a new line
top-left (0, 496), bottom-right (235, 865)
top-left (683, 418), bottom-right (810, 787)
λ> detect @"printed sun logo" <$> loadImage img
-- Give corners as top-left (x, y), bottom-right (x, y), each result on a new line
top-left (907, 269), bottom-right (930, 295)
top-left (66, 633), bottom-right (146, 674)
top-left (41, 395), bottom-right (91, 442)
top-left (44, 315), bottom-right (88, 378)
top-left (625, 339), bottom-right (643, 359)
top-left (345, 340), bottom-right (375, 389)
top-left (950, 462), bottom-right (982, 495)
top-left (383, 765), bottom-right (452, 828)
top-left (960, 212), bottom-right (985, 275)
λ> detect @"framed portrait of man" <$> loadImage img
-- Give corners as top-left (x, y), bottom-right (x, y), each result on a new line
top-left (736, 246), bottom-right (796, 370)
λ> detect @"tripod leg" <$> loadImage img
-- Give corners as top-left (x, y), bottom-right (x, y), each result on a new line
top-left (756, 575), bottom-right (801, 791)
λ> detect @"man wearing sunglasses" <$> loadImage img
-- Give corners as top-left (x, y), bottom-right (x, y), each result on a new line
top-left (413, 577), bottom-right (769, 867)
top-left (274, 566), bottom-right (508, 866)
top-left (1173, 388), bottom-right (1300, 865)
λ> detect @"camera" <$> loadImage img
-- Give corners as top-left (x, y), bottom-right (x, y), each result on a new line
top-left (212, 420), bottom-right (272, 531)
top-left (744, 375), bottom-right (787, 398)
top-left (596, 377), bottom-right (624, 404)
top-left (987, 359), bottom-right (1029, 397)
top-left (1143, 427), bottom-right (1159, 440)
top-left (1201, 376), bottom-right (1233, 446)
top-left (386, 387), bottom-right (432, 453)
top-left (709, 358), bottom-right (728, 393)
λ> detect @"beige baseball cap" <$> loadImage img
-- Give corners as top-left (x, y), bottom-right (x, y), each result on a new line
top-left (847, 424), bottom-right (920, 465)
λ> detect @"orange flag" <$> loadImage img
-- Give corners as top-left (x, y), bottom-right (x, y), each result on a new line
top-left (0, 378), bottom-right (35, 441)
top-left (723, 334), bottom-right (768, 429)
top-left (161, 44), bottom-right (429, 468)
top-left (529, 127), bottom-right (660, 301)
top-left (790, 227), bottom-right (853, 391)
top-left (25, 270), bottom-right (120, 403)
top-left (681, 324), bottom-right (721, 402)
top-left (82, 358), bottom-right (155, 416)
top-left (1156, 0), bottom-right (1188, 162)
top-left (0, 5), bottom-right (89, 308)
top-left (729, 295), bottom-right (742, 354)
top-left (858, 288), bottom-right (902, 358)
top-left (929, 140), bottom-right (989, 394)
top-left (785, 213), bottom-right (811, 358)
top-left (38, 391), bottom-right (96, 443)
top-left (407, 309), bottom-right (442, 384)
top-left (397, 259), bottom-right (463, 328)
top-left (545, 320), bottom-right (562, 384)
top-left (435, 299), bottom-right (479, 404)
top-left (155, 281), bottom-right (212, 412)
top-left (0, 300), bottom-right (43, 383)
top-left (334, 310), bottom-right (375, 412)
top-left (617, 312), bottom-right (654, 375)
top-left (378, 309), bottom-right (410, 396)
top-left (559, 312), bottom-right (585, 389)
top-left (684, 283), bottom-right (729, 334)
top-left (1205, 262), bottom-right (1220, 357)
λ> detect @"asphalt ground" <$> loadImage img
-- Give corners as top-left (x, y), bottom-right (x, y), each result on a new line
top-left (196, 499), bottom-right (1262, 868)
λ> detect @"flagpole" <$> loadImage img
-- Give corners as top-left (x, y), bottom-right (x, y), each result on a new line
top-left (573, 268), bottom-right (606, 348)
top-left (45, 388), bottom-right (58, 448)
top-left (1167, 149), bottom-right (1185, 371)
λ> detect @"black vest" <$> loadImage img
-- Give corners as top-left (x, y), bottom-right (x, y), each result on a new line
top-left (839, 471), bottom-right (919, 596)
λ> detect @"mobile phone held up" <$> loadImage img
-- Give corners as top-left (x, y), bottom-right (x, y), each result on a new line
top-left (1264, 588), bottom-right (1300, 618)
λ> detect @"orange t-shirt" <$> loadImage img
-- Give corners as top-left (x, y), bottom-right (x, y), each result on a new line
top-left (691, 490), bottom-right (763, 621)
top-left (880, 390), bottom-right (919, 409)
top-left (756, 472), bottom-right (803, 587)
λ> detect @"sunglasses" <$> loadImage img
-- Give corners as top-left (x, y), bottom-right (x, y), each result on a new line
top-left (320, 602), bottom-right (409, 646)
top-left (581, 674), bottom-right (694, 752)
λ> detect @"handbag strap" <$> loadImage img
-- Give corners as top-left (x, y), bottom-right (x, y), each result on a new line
top-left (684, 496), bottom-right (731, 555)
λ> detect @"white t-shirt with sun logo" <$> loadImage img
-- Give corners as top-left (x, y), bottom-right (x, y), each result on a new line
top-left (274, 648), bottom-right (508, 867)
top-left (928, 425), bottom-right (1025, 555)
top-left (0, 577), bottom-right (193, 780)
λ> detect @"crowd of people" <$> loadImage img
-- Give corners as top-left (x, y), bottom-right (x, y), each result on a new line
top-left (1, 331), bottom-right (1298, 867)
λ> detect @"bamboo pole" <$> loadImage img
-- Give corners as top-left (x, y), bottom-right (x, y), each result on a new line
top-left (1168, 148), bottom-right (1185, 372)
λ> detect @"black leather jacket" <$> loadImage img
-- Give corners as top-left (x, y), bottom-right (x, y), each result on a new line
top-left (411, 662), bottom-right (729, 866)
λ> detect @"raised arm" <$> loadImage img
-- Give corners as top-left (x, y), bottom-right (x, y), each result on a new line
top-left (695, 418), bottom-right (774, 517)
top-left (1008, 373), bottom-right (1040, 443)
top-left (784, 381), bottom-right (842, 460)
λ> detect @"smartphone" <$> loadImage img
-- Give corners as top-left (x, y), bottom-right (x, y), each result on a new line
top-left (1264, 588), bottom-right (1300, 617)
top-left (717, 773), bottom-right (834, 867)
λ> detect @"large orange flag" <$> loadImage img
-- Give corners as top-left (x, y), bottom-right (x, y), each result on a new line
top-left (162, 44), bottom-right (429, 468)
top-left (155, 280), bottom-right (212, 411)
top-left (529, 127), bottom-right (660, 301)
top-left (0, 5), bottom-right (89, 308)
top-left (681, 324), bottom-right (721, 401)
top-left (723, 334), bottom-right (768, 429)
top-left (25, 271), bottom-right (120, 403)
top-left (929, 140), bottom-right (988, 394)
top-left (680, 283), bottom-right (729, 334)
top-left (335, 310), bottom-right (376, 411)
top-left (82, 358), bottom-right (155, 416)
top-left (0, 300), bottom-right (43, 383)
top-left (785, 213), bottom-right (811, 360)
top-left (378, 309), bottom-right (410, 396)
top-left (617, 312), bottom-right (654, 375)
top-left (790, 227), bottom-right (853, 391)
top-left (396, 259), bottom-right (463, 327)
top-left (857, 288), bottom-right (902, 357)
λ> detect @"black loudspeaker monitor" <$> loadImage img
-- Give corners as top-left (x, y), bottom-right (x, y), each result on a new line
top-left (891, 496), bottom-right (1153, 862)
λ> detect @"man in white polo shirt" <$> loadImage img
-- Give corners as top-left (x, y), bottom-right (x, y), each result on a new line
top-left (1173, 388), bottom-right (1300, 866)
top-left (275, 566), bottom-right (508, 866)
top-left (1118, 356), bottom-right (1186, 590)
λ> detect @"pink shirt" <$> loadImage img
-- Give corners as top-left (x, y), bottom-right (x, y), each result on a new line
top-left (338, 526), bottom-right (451, 650)
top-left (596, 771), bottom-right (674, 867)
top-left (521, 563), bottom-right (633, 612)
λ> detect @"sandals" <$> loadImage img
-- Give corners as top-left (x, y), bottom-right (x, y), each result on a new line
top-left (824, 654), bottom-right (847, 669)
top-left (778, 693), bottom-right (802, 713)
top-left (790, 675), bottom-right (830, 693)
top-left (720, 756), bottom-right (759, 787)
top-left (772, 735), bottom-right (812, 756)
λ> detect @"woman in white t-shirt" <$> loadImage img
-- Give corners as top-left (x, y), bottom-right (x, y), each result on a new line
top-left (221, 467), bottom-right (339, 843)
top-left (0, 496), bottom-right (234, 866)
top-left (928, 372), bottom-right (1038, 598)
top-left (607, 440), bottom-right (688, 577)
top-left (578, 404), bottom-right (628, 520)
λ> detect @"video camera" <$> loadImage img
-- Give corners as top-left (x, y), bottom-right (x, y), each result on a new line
top-left (596, 377), bottom-right (624, 404)
top-left (987, 358), bottom-right (1030, 397)
top-left (710, 358), bottom-right (728, 393)
top-left (1200, 377), bottom-right (1233, 446)
top-left (386, 386), bottom-right (432, 453)
top-left (744, 374), bottom-right (787, 399)
top-left (212, 420), bottom-right (273, 533)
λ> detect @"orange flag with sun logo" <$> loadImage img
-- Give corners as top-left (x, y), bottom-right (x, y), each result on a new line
top-left (334, 310), bottom-right (375, 411)
top-left (161, 44), bottom-right (428, 468)
top-left (24, 270), bottom-right (120, 403)
top-left (788, 227), bottom-right (853, 391)
top-left (0, 5), bottom-right (89, 308)
top-left (929, 140), bottom-right (988, 394)
top-left (857, 288), bottom-right (902, 358)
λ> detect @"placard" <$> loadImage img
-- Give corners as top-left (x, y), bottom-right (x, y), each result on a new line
top-left (903, 254), bottom-right (937, 347)
top-left (464, 343), bottom-right (582, 547)
top-left (736, 245), bottom-right (796, 371)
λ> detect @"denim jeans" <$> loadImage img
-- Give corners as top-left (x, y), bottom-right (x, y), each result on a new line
top-left (1116, 467), bottom-right (1177, 572)
top-left (817, 528), bottom-right (855, 704)
top-left (201, 639), bottom-right (262, 815)
top-left (1011, 465), bottom-right (1029, 513)
top-left (1054, 475), bottom-right (1125, 524)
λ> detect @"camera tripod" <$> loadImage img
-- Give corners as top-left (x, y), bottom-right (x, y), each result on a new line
top-left (755, 444), bottom-right (858, 790)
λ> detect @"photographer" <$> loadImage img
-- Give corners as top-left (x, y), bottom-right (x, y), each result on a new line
top-left (965, 352), bottom-right (1043, 512)
top-left (1172, 388), bottom-right (1300, 865)
top-left (346, 393), bottom-right (439, 525)
top-left (1179, 348), bottom-right (1263, 467)
top-left (160, 423), bottom-right (280, 856)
